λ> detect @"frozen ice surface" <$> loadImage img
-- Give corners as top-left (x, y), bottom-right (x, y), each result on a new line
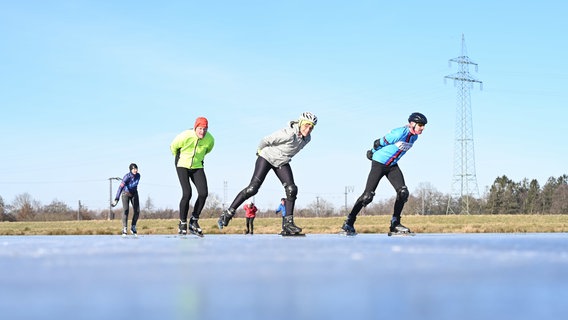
top-left (1, 233), bottom-right (567, 320)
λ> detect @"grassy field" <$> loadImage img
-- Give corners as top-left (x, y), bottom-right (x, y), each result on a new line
top-left (1, 214), bottom-right (568, 235)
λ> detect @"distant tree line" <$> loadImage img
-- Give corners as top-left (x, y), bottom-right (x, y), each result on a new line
top-left (1, 174), bottom-right (567, 222)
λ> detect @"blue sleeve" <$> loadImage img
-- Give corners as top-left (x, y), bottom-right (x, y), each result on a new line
top-left (114, 173), bottom-right (129, 200)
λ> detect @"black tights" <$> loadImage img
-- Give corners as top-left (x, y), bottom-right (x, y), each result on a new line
top-left (176, 167), bottom-right (208, 222)
top-left (230, 157), bottom-right (297, 216)
top-left (348, 162), bottom-right (406, 224)
top-left (121, 191), bottom-right (140, 228)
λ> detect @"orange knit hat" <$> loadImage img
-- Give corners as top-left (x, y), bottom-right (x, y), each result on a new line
top-left (194, 117), bottom-right (208, 129)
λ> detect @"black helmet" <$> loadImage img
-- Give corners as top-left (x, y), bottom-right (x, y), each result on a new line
top-left (408, 112), bottom-right (427, 125)
top-left (129, 163), bottom-right (138, 170)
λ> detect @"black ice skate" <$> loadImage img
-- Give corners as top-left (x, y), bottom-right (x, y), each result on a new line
top-left (280, 215), bottom-right (305, 236)
top-left (388, 222), bottom-right (415, 237)
top-left (130, 225), bottom-right (138, 237)
top-left (340, 221), bottom-right (357, 236)
top-left (217, 208), bottom-right (235, 230)
top-left (178, 221), bottom-right (188, 235)
top-left (189, 217), bottom-right (204, 237)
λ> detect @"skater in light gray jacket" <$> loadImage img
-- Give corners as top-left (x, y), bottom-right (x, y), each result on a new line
top-left (217, 112), bottom-right (318, 235)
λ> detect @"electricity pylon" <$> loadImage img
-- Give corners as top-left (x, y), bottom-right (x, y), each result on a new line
top-left (445, 34), bottom-right (482, 214)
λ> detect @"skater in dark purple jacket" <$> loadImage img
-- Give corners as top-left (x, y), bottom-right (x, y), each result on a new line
top-left (112, 163), bottom-right (141, 236)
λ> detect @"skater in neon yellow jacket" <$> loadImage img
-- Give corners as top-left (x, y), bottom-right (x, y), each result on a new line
top-left (170, 116), bottom-right (214, 236)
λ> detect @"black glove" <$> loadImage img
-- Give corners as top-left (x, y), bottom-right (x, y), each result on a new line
top-left (373, 139), bottom-right (382, 150)
top-left (366, 150), bottom-right (373, 160)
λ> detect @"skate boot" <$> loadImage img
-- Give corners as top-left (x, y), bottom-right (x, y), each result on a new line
top-left (341, 221), bottom-right (357, 236)
top-left (388, 217), bottom-right (413, 236)
top-left (281, 215), bottom-right (302, 235)
top-left (217, 208), bottom-right (235, 230)
top-left (130, 225), bottom-right (137, 236)
top-left (189, 217), bottom-right (204, 237)
top-left (122, 227), bottom-right (127, 236)
top-left (178, 220), bottom-right (188, 235)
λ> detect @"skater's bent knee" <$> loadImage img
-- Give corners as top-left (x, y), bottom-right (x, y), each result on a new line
top-left (242, 184), bottom-right (260, 198)
top-left (397, 186), bottom-right (409, 203)
top-left (284, 183), bottom-right (298, 200)
top-left (359, 191), bottom-right (375, 206)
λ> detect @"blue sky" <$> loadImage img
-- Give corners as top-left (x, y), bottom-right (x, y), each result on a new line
top-left (1, 1), bottom-right (566, 212)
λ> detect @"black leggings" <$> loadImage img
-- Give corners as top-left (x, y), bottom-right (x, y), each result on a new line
top-left (121, 191), bottom-right (140, 228)
top-left (230, 156), bottom-right (297, 216)
top-left (348, 162), bottom-right (406, 223)
top-left (176, 167), bottom-right (208, 222)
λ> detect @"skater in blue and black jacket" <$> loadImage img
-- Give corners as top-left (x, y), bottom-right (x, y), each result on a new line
top-left (341, 112), bottom-right (427, 236)
top-left (112, 163), bottom-right (141, 236)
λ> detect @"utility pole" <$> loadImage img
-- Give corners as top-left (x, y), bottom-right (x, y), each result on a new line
top-left (444, 34), bottom-right (482, 214)
top-left (344, 186), bottom-right (354, 213)
top-left (223, 180), bottom-right (228, 210)
top-left (108, 177), bottom-right (121, 220)
top-left (421, 189), bottom-right (426, 215)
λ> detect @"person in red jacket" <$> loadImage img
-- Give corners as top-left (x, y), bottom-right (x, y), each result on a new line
top-left (243, 201), bottom-right (258, 235)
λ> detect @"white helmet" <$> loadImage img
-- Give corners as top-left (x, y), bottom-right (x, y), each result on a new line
top-left (299, 112), bottom-right (318, 126)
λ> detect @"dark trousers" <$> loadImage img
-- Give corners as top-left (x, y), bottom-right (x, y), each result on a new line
top-left (121, 191), bottom-right (140, 228)
top-left (176, 167), bottom-right (208, 222)
top-left (348, 162), bottom-right (406, 223)
top-left (246, 217), bottom-right (255, 233)
top-left (230, 156), bottom-right (296, 216)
